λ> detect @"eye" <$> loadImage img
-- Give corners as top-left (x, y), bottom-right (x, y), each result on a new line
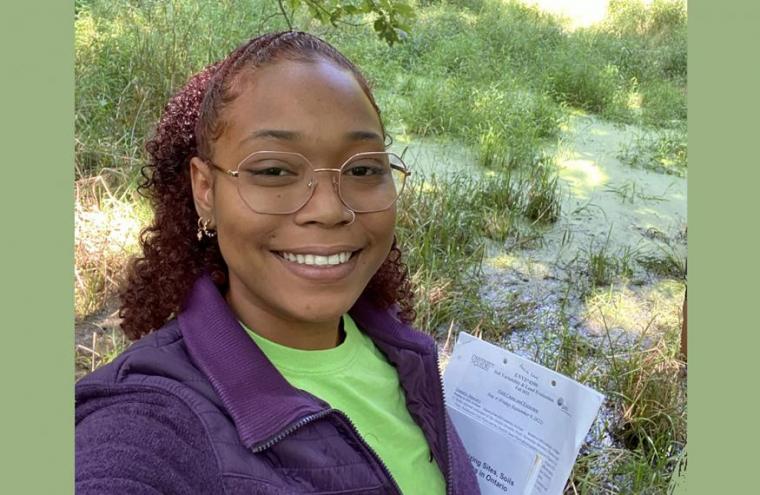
top-left (238, 158), bottom-right (304, 187)
top-left (241, 160), bottom-right (300, 177)
top-left (251, 166), bottom-right (293, 177)
top-left (344, 161), bottom-right (388, 177)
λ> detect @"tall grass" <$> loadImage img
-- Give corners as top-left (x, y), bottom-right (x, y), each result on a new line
top-left (600, 314), bottom-right (686, 492)
top-left (75, 173), bottom-right (151, 319)
top-left (75, 0), bottom-right (288, 178)
top-left (76, 327), bottom-right (129, 380)
top-left (396, 170), bottom-right (559, 335)
top-left (618, 124), bottom-right (688, 176)
top-left (76, 0), bottom-right (686, 179)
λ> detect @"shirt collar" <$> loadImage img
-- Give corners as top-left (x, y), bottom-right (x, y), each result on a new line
top-left (176, 273), bottom-right (435, 450)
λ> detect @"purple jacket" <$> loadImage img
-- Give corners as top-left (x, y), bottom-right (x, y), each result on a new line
top-left (76, 275), bottom-right (480, 494)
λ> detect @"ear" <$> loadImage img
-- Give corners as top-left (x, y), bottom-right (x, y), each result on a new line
top-left (190, 156), bottom-right (216, 221)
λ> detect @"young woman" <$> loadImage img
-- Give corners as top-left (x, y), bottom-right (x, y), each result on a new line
top-left (75, 31), bottom-right (479, 494)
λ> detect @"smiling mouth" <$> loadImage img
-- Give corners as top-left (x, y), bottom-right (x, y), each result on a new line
top-left (275, 250), bottom-right (361, 267)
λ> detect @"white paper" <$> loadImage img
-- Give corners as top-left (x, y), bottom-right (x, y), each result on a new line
top-left (448, 406), bottom-right (543, 495)
top-left (443, 332), bottom-right (604, 495)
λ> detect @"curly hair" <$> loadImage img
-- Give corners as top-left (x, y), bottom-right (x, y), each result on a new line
top-left (119, 31), bottom-right (415, 340)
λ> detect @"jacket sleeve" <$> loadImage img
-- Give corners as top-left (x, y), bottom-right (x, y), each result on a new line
top-left (75, 388), bottom-right (225, 494)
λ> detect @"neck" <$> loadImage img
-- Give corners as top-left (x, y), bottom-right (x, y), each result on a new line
top-left (226, 284), bottom-right (343, 351)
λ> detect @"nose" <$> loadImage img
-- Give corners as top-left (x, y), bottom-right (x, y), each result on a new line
top-left (292, 172), bottom-right (353, 226)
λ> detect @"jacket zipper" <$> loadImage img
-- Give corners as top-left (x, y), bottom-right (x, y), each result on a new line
top-left (249, 349), bottom-right (455, 494)
top-left (250, 408), bottom-right (403, 495)
top-left (250, 409), bottom-right (332, 453)
top-left (434, 349), bottom-right (455, 495)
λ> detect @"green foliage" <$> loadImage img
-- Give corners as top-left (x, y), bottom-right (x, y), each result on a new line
top-left (75, 0), bottom-right (686, 180)
top-left (396, 173), bottom-right (518, 332)
top-left (618, 125), bottom-right (687, 176)
top-left (605, 0), bottom-right (687, 38)
top-left (542, 0), bottom-right (687, 123)
top-left (471, 86), bottom-right (564, 169)
top-left (74, 0), bottom-right (415, 178)
top-left (604, 327), bottom-right (686, 485)
top-left (282, 0), bottom-right (416, 46)
top-left (584, 231), bottom-right (637, 288)
top-left (76, 327), bottom-right (130, 380)
top-left (521, 157), bottom-right (562, 224)
top-left (640, 79), bottom-right (687, 125)
top-left (474, 0), bottom-right (564, 70)
top-left (75, 0), bottom-right (283, 177)
top-left (395, 166), bottom-right (561, 332)
top-left (543, 35), bottom-right (625, 114)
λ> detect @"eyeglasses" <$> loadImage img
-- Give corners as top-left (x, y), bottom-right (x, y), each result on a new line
top-left (205, 151), bottom-right (411, 215)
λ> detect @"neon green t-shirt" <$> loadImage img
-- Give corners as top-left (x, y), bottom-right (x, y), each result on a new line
top-left (242, 314), bottom-right (446, 495)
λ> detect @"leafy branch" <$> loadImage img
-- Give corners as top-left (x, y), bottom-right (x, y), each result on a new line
top-left (277, 0), bottom-right (416, 45)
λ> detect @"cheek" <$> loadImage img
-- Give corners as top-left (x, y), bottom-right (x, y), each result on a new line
top-left (367, 209), bottom-right (397, 255)
top-left (214, 194), bottom-right (278, 259)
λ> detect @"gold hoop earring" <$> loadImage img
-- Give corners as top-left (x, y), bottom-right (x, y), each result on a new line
top-left (197, 217), bottom-right (216, 241)
top-left (346, 210), bottom-right (356, 226)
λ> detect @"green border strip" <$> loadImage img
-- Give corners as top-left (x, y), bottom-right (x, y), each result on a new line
top-left (3, 0), bottom-right (758, 491)
top-left (0, 2), bottom-right (74, 492)
top-left (688, 0), bottom-right (760, 493)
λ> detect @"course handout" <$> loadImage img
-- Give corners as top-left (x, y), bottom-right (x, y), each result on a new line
top-left (443, 332), bottom-right (604, 495)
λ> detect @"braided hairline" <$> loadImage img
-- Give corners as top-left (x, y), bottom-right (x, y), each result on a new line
top-left (119, 31), bottom-right (415, 340)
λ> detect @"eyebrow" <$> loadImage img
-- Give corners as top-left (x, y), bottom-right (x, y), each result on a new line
top-left (243, 129), bottom-right (383, 144)
top-left (344, 130), bottom-right (384, 142)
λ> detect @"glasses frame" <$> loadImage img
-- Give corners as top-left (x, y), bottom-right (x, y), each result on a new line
top-left (204, 150), bottom-right (412, 215)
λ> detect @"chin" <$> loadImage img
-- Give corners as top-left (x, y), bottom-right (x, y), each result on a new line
top-left (284, 292), bottom-right (359, 323)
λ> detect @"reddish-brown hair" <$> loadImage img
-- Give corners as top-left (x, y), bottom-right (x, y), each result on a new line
top-left (119, 31), bottom-right (415, 340)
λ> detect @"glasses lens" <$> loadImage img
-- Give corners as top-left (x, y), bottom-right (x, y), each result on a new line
top-left (340, 152), bottom-right (408, 212)
top-left (236, 152), bottom-right (311, 214)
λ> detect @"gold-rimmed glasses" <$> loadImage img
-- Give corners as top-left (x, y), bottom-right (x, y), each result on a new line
top-left (205, 151), bottom-right (411, 215)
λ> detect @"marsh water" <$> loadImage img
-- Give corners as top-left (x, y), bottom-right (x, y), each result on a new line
top-left (398, 113), bottom-right (686, 352)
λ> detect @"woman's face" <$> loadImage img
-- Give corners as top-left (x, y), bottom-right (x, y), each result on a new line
top-left (191, 59), bottom-right (395, 330)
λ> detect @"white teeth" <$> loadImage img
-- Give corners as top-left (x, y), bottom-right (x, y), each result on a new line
top-left (280, 251), bottom-right (354, 266)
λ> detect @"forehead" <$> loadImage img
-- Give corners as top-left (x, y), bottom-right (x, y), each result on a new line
top-left (217, 59), bottom-right (382, 150)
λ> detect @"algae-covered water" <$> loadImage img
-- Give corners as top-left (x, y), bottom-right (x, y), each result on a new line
top-left (480, 113), bottom-right (686, 348)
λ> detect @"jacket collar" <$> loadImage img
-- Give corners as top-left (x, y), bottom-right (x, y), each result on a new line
top-left (177, 274), bottom-right (437, 450)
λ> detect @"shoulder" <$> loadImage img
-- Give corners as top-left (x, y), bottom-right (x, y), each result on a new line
top-left (76, 322), bottom-right (229, 492)
top-left (350, 297), bottom-right (437, 354)
top-left (77, 319), bottom-right (217, 403)
top-left (76, 387), bottom-right (225, 494)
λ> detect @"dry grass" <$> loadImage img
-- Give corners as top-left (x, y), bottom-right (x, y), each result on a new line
top-left (584, 280), bottom-right (684, 338)
top-left (75, 173), bottom-right (150, 320)
top-left (75, 326), bottom-right (130, 380)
